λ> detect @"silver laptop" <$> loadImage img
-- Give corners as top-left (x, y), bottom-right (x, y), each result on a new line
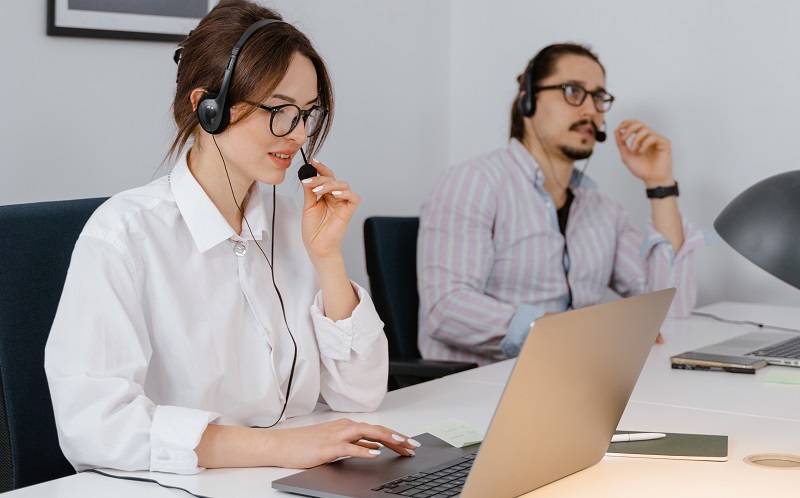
top-left (272, 288), bottom-right (675, 498)
top-left (691, 330), bottom-right (800, 367)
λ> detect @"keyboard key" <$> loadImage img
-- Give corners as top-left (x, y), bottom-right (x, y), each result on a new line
top-left (378, 455), bottom-right (474, 496)
top-left (384, 484), bottom-right (415, 494)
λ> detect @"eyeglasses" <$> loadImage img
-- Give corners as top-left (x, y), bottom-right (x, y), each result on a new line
top-left (247, 102), bottom-right (327, 137)
top-left (534, 83), bottom-right (615, 112)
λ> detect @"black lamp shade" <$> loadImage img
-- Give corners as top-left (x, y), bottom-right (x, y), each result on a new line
top-left (714, 170), bottom-right (800, 291)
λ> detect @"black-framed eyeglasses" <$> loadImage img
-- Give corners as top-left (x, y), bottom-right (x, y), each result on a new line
top-left (247, 102), bottom-right (327, 137)
top-left (534, 83), bottom-right (615, 112)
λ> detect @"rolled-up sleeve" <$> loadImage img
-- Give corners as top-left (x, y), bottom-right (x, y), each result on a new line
top-left (611, 217), bottom-right (713, 317)
top-left (150, 406), bottom-right (220, 474)
top-left (499, 304), bottom-right (546, 358)
top-left (311, 282), bottom-right (388, 412)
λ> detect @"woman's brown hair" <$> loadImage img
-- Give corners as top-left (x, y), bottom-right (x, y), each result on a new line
top-left (169, 0), bottom-right (333, 159)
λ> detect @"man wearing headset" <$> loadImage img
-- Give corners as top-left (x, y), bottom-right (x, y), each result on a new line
top-left (417, 43), bottom-right (708, 366)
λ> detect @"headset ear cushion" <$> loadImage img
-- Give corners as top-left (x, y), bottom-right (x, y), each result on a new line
top-left (518, 92), bottom-right (535, 117)
top-left (197, 92), bottom-right (231, 134)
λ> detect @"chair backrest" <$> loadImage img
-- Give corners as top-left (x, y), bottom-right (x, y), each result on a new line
top-left (0, 197), bottom-right (107, 491)
top-left (363, 217), bottom-right (421, 361)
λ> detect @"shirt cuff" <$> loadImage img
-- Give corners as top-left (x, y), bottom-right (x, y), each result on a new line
top-left (311, 281), bottom-right (384, 361)
top-left (499, 304), bottom-right (546, 358)
top-left (639, 219), bottom-right (717, 262)
top-left (150, 405), bottom-right (220, 474)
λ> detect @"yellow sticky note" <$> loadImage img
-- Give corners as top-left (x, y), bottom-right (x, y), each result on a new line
top-left (425, 418), bottom-right (484, 448)
top-left (764, 370), bottom-right (800, 385)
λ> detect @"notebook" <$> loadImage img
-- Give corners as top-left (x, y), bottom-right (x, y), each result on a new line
top-left (607, 431), bottom-right (728, 461)
top-left (690, 331), bottom-right (800, 367)
top-left (272, 288), bottom-right (676, 498)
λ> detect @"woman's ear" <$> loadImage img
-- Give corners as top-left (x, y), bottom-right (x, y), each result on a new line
top-left (189, 88), bottom-right (208, 112)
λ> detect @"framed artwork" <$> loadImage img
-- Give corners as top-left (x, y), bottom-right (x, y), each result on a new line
top-left (47, 0), bottom-right (214, 42)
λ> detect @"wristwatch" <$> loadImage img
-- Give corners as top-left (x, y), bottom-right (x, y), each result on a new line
top-left (646, 182), bottom-right (679, 199)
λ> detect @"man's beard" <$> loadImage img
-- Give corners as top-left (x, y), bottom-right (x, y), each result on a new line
top-left (558, 119), bottom-right (597, 160)
top-left (559, 145), bottom-right (594, 161)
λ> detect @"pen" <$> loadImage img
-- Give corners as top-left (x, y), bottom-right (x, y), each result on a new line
top-left (610, 432), bottom-right (666, 443)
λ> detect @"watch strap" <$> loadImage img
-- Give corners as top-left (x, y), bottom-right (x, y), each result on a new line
top-left (646, 182), bottom-right (679, 199)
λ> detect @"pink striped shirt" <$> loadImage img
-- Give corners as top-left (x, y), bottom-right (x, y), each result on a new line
top-left (418, 139), bottom-right (708, 365)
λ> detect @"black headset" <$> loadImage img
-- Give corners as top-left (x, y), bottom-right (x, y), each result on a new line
top-left (197, 18), bottom-right (282, 135)
top-left (517, 58), bottom-right (538, 118)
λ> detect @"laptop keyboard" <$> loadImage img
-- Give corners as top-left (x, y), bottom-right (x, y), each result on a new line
top-left (370, 453), bottom-right (475, 497)
top-left (747, 335), bottom-right (800, 359)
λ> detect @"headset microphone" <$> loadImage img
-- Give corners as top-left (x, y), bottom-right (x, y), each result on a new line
top-left (298, 148), bottom-right (318, 181)
top-left (595, 122), bottom-right (607, 143)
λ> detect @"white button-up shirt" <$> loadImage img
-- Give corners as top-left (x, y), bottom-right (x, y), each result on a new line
top-left (44, 152), bottom-right (388, 474)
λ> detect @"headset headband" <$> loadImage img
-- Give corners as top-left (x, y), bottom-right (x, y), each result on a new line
top-left (214, 18), bottom-right (282, 118)
top-left (198, 18), bottom-right (283, 134)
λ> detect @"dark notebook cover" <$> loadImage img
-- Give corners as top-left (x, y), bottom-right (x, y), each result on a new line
top-left (606, 431), bottom-right (728, 461)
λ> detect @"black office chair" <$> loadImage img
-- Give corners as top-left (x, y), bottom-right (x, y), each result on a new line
top-left (0, 197), bottom-right (107, 491)
top-left (364, 217), bottom-right (477, 390)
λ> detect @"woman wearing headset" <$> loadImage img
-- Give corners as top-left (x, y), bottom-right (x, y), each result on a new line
top-left (45, 0), bottom-right (418, 474)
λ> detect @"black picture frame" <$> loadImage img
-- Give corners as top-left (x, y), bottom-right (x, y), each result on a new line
top-left (47, 0), bottom-right (212, 42)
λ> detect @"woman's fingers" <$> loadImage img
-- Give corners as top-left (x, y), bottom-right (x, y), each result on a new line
top-left (340, 421), bottom-right (420, 456)
top-left (307, 179), bottom-right (351, 197)
top-left (353, 440), bottom-right (382, 450)
top-left (308, 158), bottom-right (334, 177)
top-left (275, 419), bottom-right (422, 468)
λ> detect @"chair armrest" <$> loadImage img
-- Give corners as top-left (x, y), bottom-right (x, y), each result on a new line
top-left (389, 359), bottom-right (478, 380)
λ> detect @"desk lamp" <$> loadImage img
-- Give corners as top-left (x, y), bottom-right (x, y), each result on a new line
top-left (714, 170), bottom-right (800, 290)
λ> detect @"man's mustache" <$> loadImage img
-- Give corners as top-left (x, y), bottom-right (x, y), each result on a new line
top-left (569, 119), bottom-right (598, 133)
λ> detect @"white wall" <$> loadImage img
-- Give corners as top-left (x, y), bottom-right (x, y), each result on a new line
top-left (0, 0), bottom-right (451, 290)
top-left (0, 2), bottom-right (177, 203)
top-left (449, 0), bottom-right (800, 308)
top-left (2, 0), bottom-right (799, 307)
top-left (272, 1), bottom-right (451, 289)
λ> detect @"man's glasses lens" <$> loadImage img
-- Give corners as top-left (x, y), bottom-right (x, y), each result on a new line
top-left (540, 84), bottom-right (613, 112)
top-left (563, 85), bottom-right (585, 105)
top-left (561, 84), bottom-right (614, 112)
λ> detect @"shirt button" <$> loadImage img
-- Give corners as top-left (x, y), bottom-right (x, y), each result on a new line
top-left (233, 242), bottom-right (247, 257)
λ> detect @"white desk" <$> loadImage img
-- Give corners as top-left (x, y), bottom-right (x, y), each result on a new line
top-left (452, 301), bottom-right (800, 422)
top-left (7, 302), bottom-right (800, 497)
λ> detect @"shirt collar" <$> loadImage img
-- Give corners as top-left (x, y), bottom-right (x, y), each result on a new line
top-left (170, 149), bottom-right (269, 253)
top-left (508, 138), bottom-right (598, 191)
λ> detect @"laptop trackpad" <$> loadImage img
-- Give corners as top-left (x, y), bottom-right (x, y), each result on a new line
top-left (272, 433), bottom-right (478, 497)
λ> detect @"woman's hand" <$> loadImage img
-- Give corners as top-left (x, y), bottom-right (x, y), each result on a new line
top-left (196, 419), bottom-right (420, 469)
top-left (298, 159), bottom-right (360, 320)
top-left (300, 159), bottom-right (360, 263)
top-left (272, 418), bottom-right (420, 469)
